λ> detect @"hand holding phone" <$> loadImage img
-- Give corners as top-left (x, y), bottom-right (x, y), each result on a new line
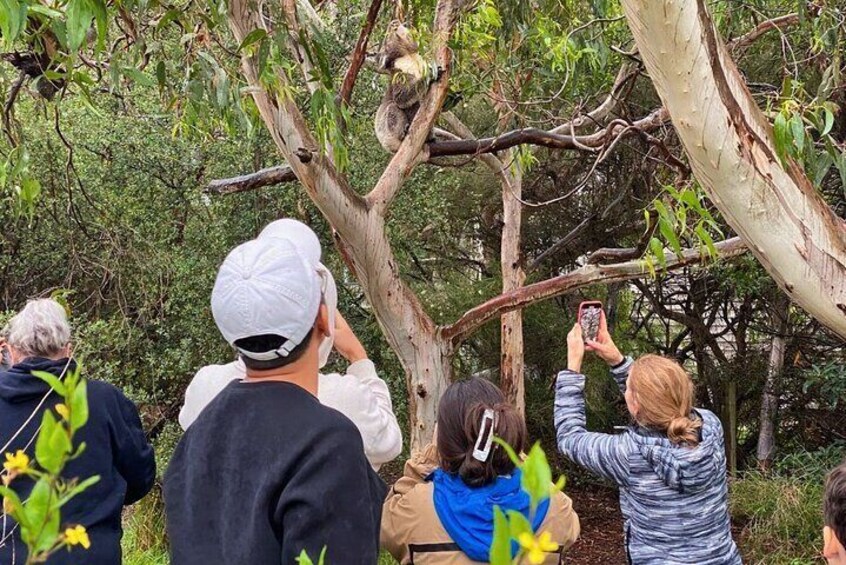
top-left (578, 301), bottom-right (603, 343)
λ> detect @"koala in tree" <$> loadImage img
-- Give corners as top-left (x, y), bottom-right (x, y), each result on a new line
top-left (373, 21), bottom-right (437, 153)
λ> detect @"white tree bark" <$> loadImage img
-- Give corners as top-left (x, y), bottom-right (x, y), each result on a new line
top-left (620, 0), bottom-right (846, 339)
top-left (757, 294), bottom-right (790, 470)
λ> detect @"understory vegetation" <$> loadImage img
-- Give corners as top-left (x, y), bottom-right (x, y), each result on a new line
top-left (1, 0), bottom-right (845, 561)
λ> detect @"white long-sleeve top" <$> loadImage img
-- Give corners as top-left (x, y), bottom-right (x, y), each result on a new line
top-left (178, 358), bottom-right (403, 470)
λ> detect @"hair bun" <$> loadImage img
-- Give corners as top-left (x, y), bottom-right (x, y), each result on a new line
top-left (667, 415), bottom-right (702, 446)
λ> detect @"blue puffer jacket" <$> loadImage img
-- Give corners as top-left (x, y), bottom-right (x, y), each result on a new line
top-left (554, 357), bottom-right (741, 565)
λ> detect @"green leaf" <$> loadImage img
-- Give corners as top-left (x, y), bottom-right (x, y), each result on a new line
top-left (521, 442), bottom-right (553, 511)
top-left (0, 0), bottom-right (27, 48)
top-left (295, 550), bottom-right (314, 565)
top-left (28, 4), bottom-right (62, 19)
top-left (155, 61), bottom-right (167, 90)
top-left (0, 486), bottom-right (28, 527)
top-left (35, 410), bottom-right (71, 474)
top-left (22, 477), bottom-right (57, 552)
top-left (121, 67), bottom-right (156, 87)
top-left (649, 237), bottom-right (666, 268)
top-left (506, 509), bottom-right (532, 539)
top-left (790, 113), bottom-right (805, 154)
top-left (90, 0), bottom-right (107, 52)
top-left (238, 28), bottom-right (267, 53)
top-left (658, 216), bottom-right (683, 257)
top-left (492, 436), bottom-right (521, 467)
top-left (57, 475), bottom-right (100, 508)
top-left (822, 108), bottom-right (835, 137)
top-left (66, 0), bottom-right (95, 52)
top-left (695, 225), bottom-right (718, 259)
top-left (773, 112), bottom-right (789, 164)
top-left (69, 379), bottom-right (89, 433)
top-left (30, 370), bottom-right (67, 396)
top-left (489, 506), bottom-right (512, 565)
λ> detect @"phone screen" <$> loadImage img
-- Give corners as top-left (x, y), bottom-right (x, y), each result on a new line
top-left (581, 306), bottom-right (601, 343)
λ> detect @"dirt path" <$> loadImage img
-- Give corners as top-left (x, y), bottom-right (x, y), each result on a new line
top-left (566, 485), bottom-right (626, 564)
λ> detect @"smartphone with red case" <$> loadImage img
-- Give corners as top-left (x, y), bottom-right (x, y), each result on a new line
top-left (578, 301), bottom-right (603, 343)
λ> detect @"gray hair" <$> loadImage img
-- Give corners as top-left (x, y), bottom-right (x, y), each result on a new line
top-left (6, 299), bottom-right (71, 359)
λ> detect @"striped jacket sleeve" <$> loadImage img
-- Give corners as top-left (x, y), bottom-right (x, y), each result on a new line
top-left (554, 369), bottom-right (630, 486)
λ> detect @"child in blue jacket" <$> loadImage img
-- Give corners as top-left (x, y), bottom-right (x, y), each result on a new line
top-left (555, 314), bottom-right (741, 564)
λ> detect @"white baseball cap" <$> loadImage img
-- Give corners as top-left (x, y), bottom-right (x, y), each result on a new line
top-left (259, 219), bottom-right (338, 368)
top-left (211, 237), bottom-right (321, 360)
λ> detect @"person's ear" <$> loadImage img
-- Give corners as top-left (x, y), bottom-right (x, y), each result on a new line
top-left (824, 526), bottom-right (845, 560)
top-left (315, 304), bottom-right (330, 338)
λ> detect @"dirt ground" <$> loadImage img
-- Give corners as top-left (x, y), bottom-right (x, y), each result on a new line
top-left (566, 485), bottom-right (627, 564)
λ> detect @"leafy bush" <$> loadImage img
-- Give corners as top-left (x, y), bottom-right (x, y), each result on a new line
top-left (731, 444), bottom-right (846, 564)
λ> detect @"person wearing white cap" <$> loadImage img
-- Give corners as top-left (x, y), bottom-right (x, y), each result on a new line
top-left (163, 237), bottom-right (387, 565)
top-left (177, 219), bottom-right (403, 471)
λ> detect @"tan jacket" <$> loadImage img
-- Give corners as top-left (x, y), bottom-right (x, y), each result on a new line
top-left (381, 444), bottom-right (580, 564)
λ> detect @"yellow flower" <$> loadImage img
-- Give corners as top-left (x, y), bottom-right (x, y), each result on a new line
top-left (3, 450), bottom-right (30, 474)
top-left (64, 525), bottom-right (90, 549)
top-left (518, 531), bottom-right (559, 565)
top-left (55, 404), bottom-right (70, 420)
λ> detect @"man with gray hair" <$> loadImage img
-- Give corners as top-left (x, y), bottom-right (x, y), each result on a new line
top-left (0, 298), bottom-right (155, 565)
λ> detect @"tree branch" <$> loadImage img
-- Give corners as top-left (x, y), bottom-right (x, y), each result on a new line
top-left (440, 237), bottom-right (746, 346)
top-left (337, 0), bottom-right (384, 106)
top-left (727, 13), bottom-right (799, 52)
top-left (428, 107), bottom-right (669, 158)
top-left (205, 165), bottom-right (298, 195)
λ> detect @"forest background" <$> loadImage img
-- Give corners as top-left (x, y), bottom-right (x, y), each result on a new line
top-left (1, 0), bottom-right (845, 562)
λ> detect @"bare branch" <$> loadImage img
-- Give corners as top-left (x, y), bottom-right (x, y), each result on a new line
top-left (3, 71), bottom-right (25, 148)
top-left (428, 107), bottom-right (669, 158)
top-left (549, 62), bottom-right (640, 135)
top-left (727, 13), bottom-right (800, 52)
top-left (205, 165), bottom-right (298, 195)
top-left (338, 0), bottom-right (384, 106)
top-left (440, 237), bottom-right (746, 346)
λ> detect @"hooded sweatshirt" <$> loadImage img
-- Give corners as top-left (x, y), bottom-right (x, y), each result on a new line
top-left (554, 358), bottom-right (741, 565)
top-left (381, 443), bottom-right (580, 564)
top-left (0, 358), bottom-right (155, 565)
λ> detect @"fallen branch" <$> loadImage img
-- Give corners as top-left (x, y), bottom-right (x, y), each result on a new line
top-left (205, 165), bottom-right (297, 195)
top-left (440, 237), bottom-right (746, 346)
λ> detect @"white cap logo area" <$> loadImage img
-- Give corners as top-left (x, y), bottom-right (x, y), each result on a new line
top-left (211, 237), bottom-right (321, 360)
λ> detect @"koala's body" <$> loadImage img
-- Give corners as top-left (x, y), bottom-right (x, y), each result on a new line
top-left (374, 22), bottom-right (434, 153)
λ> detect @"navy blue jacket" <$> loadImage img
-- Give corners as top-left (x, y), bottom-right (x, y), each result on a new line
top-left (0, 358), bottom-right (156, 564)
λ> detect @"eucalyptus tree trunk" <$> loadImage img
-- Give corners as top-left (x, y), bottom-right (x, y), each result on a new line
top-left (757, 294), bottom-right (791, 471)
top-left (620, 0), bottom-right (846, 339)
top-left (499, 154), bottom-right (526, 414)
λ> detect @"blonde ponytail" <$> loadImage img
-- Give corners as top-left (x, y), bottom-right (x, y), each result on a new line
top-left (629, 355), bottom-right (701, 447)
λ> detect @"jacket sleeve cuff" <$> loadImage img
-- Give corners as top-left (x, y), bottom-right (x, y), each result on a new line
top-left (610, 356), bottom-right (634, 376)
top-left (346, 358), bottom-right (377, 378)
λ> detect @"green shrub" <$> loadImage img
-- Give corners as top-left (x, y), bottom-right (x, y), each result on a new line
top-left (730, 444), bottom-right (846, 564)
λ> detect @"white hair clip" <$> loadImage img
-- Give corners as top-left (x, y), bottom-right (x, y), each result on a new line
top-left (472, 409), bottom-right (497, 462)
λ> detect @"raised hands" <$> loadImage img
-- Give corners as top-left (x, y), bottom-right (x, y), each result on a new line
top-left (585, 311), bottom-right (624, 366)
top-left (333, 312), bottom-right (368, 363)
top-left (566, 324), bottom-right (585, 373)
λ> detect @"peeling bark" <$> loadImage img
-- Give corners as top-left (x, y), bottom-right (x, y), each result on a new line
top-left (620, 0), bottom-right (846, 339)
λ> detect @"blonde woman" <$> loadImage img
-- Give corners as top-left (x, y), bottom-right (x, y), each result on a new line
top-left (555, 314), bottom-right (741, 565)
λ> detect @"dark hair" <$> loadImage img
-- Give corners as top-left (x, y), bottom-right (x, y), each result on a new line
top-left (437, 378), bottom-right (527, 488)
top-left (234, 329), bottom-right (314, 371)
top-left (825, 460), bottom-right (846, 547)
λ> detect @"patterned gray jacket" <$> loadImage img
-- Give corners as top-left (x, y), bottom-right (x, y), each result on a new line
top-left (554, 357), bottom-right (742, 565)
